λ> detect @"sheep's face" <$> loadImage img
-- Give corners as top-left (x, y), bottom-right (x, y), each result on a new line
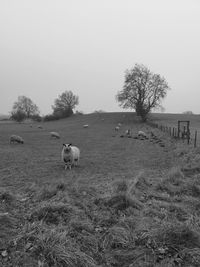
top-left (63, 144), bottom-right (72, 153)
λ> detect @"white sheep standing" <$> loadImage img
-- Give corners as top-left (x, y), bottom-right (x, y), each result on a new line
top-left (61, 143), bottom-right (80, 170)
top-left (50, 132), bottom-right (60, 139)
top-left (83, 124), bottom-right (89, 128)
top-left (115, 126), bottom-right (120, 131)
top-left (10, 135), bottom-right (24, 144)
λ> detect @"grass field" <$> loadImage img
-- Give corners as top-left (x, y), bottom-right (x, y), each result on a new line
top-left (1, 112), bottom-right (200, 266)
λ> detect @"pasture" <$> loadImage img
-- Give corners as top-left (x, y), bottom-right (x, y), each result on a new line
top-left (1, 112), bottom-right (200, 266)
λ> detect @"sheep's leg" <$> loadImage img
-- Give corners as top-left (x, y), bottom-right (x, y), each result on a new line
top-left (74, 158), bottom-right (79, 167)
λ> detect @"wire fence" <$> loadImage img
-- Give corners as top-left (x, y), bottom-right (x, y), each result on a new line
top-left (147, 121), bottom-right (198, 148)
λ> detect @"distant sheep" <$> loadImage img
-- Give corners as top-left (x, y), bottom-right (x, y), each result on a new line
top-left (118, 123), bottom-right (122, 127)
top-left (50, 132), bottom-right (60, 139)
top-left (10, 135), bottom-right (24, 144)
top-left (83, 124), bottom-right (89, 128)
top-left (125, 129), bottom-right (131, 136)
top-left (38, 125), bottom-right (43, 129)
top-left (138, 131), bottom-right (147, 138)
top-left (61, 143), bottom-right (80, 170)
top-left (115, 126), bottom-right (120, 131)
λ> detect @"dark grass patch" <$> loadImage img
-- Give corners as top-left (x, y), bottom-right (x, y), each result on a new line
top-left (160, 203), bottom-right (189, 222)
top-left (56, 182), bottom-right (67, 191)
top-left (113, 179), bottom-right (128, 194)
top-left (29, 202), bottom-right (78, 225)
top-left (156, 181), bottom-right (182, 196)
top-left (0, 213), bottom-right (18, 249)
top-left (0, 190), bottom-right (16, 205)
top-left (70, 220), bottom-right (95, 234)
top-left (179, 248), bottom-right (200, 266)
top-left (143, 206), bottom-right (166, 220)
top-left (105, 194), bottom-right (143, 212)
top-left (166, 166), bottom-right (185, 185)
top-left (146, 192), bottom-right (171, 202)
top-left (155, 224), bottom-right (200, 251)
top-left (185, 183), bottom-right (200, 198)
top-left (92, 210), bottom-right (119, 228)
top-left (36, 186), bottom-right (58, 201)
top-left (107, 248), bottom-right (154, 267)
top-left (102, 225), bottom-right (135, 251)
top-left (182, 167), bottom-right (200, 176)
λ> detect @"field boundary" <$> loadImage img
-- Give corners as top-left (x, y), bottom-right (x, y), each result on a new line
top-left (147, 120), bottom-right (198, 147)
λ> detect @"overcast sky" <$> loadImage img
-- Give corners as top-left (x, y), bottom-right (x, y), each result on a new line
top-left (0, 0), bottom-right (200, 115)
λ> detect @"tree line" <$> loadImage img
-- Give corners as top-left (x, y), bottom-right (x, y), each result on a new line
top-left (10, 63), bottom-right (170, 122)
top-left (10, 90), bottom-right (79, 122)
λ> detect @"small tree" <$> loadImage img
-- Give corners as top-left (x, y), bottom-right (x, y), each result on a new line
top-left (11, 96), bottom-right (40, 120)
top-left (116, 64), bottom-right (170, 121)
top-left (10, 110), bottom-right (26, 122)
top-left (52, 90), bottom-right (79, 119)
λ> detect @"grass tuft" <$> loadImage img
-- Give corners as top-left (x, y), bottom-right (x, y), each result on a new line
top-left (155, 223), bottom-right (200, 251)
top-left (105, 194), bottom-right (143, 212)
top-left (32, 229), bottom-right (97, 267)
top-left (29, 202), bottom-right (77, 225)
top-left (37, 186), bottom-right (58, 201)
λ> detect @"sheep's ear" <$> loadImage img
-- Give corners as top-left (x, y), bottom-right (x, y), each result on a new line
top-left (63, 144), bottom-right (66, 147)
top-left (68, 143), bottom-right (72, 147)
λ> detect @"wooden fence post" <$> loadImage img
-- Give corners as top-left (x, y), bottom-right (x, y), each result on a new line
top-left (194, 130), bottom-right (197, 147)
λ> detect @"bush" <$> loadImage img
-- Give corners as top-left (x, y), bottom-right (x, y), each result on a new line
top-left (53, 107), bottom-right (73, 119)
top-left (30, 114), bottom-right (42, 122)
top-left (10, 110), bottom-right (26, 122)
top-left (43, 114), bottom-right (59, 121)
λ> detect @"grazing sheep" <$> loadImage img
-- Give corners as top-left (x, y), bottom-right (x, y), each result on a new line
top-left (38, 125), bottom-right (43, 129)
top-left (115, 126), bottom-right (120, 131)
top-left (83, 124), bottom-right (89, 128)
top-left (50, 131), bottom-right (60, 139)
top-left (61, 143), bottom-right (80, 170)
top-left (118, 123), bottom-right (122, 127)
top-left (10, 135), bottom-right (24, 144)
top-left (138, 130), bottom-right (147, 138)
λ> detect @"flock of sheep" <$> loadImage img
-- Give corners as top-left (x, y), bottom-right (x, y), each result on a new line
top-left (114, 122), bottom-right (166, 148)
top-left (9, 120), bottom-right (164, 171)
top-left (9, 124), bottom-right (88, 170)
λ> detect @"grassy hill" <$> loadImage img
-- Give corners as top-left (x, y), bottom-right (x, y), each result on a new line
top-left (1, 112), bottom-right (200, 266)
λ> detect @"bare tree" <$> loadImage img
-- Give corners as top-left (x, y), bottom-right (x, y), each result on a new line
top-left (11, 96), bottom-right (40, 120)
top-left (52, 90), bottom-right (79, 118)
top-left (116, 64), bottom-right (170, 121)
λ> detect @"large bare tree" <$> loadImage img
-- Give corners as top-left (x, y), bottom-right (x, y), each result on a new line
top-left (11, 96), bottom-right (40, 120)
top-left (116, 64), bottom-right (170, 121)
top-left (52, 90), bottom-right (79, 118)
